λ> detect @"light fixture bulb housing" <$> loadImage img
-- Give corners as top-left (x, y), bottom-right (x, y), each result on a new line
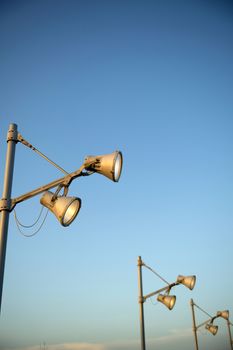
top-left (40, 191), bottom-right (81, 226)
top-left (217, 310), bottom-right (229, 320)
top-left (157, 294), bottom-right (176, 310)
top-left (84, 150), bottom-right (123, 182)
top-left (206, 323), bottom-right (218, 336)
top-left (177, 275), bottom-right (196, 290)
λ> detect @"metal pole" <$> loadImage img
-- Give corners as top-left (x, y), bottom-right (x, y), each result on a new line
top-left (138, 256), bottom-right (146, 350)
top-left (0, 123), bottom-right (18, 313)
top-left (190, 299), bottom-right (199, 350)
top-left (227, 320), bottom-right (233, 350)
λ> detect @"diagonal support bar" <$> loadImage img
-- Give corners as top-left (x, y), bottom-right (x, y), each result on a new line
top-left (17, 133), bottom-right (69, 175)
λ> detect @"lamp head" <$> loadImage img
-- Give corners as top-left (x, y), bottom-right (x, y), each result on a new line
top-left (84, 151), bottom-right (123, 182)
top-left (157, 294), bottom-right (176, 310)
top-left (177, 275), bottom-right (196, 290)
top-left (205, 323), bottom-right (218, 336)
top-left (217, 310), bottom-right (229, 320)
top-left (40, 191), bottom-right (81, 227)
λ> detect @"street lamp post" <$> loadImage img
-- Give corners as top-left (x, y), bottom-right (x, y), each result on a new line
top-left (138, 256), bottom-right (146, 350)
top-left (137, 256), bottom-right (196, 350)
top-left (0, 124), bottom-right (17, 314)
top-left (227, 319), bottom-right (233, 350)
top-left (0, 123), bottom-right (123, 314)
top-left (190, 299), bottom-right (220, 350)
top-left (217, 310), bottom-right (233, 350)
top-left (190, 298), bottom-right (199, 350)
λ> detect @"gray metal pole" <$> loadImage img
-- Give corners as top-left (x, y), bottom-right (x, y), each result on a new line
top-left (138, 256), bottom-right (146, 350)
top-left (0, 123), bottom-right (18, 313)
top-left (227, 320), bottom-right (233, 350)
top-left (190, 299), bottom-right (199, 350)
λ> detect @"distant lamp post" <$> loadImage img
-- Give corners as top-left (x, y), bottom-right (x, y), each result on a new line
top-left (217, 310), bottom-right (233, 350)
top-left (190, 299), bottom-right (221, 350)
top-left (137, 256), bottom-right (196, 350)
top-left (0, 123), bottom-right (123, 313)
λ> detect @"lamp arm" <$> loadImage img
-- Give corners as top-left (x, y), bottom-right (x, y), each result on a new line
top-left (196, 317), bottom-right (216, 330)
top-left (143, 282), bottom-right (178, 301)
top-left (10, 164), bottom-right (86, 210)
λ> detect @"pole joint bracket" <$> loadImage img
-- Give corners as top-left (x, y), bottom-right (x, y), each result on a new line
top-left (138, 296), bottom-right (145, 304)
top-left (7, 128), bottom-right (18, 143)
top-left (17, 133), bottom-right (35, 150)
top-left (0, 198), bottom-right (13, 212)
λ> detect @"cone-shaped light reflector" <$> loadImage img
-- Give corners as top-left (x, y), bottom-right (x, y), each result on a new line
top-left (206, 323), bottom-right (218, 335)
top-left (40, 191), bottom-right (81, 226)
top-left (157, 294), bottom-right (176, 310)
top-left (84, 151), bottom-right (123, 182)
top-left (177, 275), bottom-right (196, 290)
top-left (217, 310), bottom-right (229, 320)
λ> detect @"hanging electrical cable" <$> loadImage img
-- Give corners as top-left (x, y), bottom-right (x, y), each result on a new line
top-left (149, 297), bottom-right (159, 306)
top-left (14, 206), bottom-right (45, 228)
top-left (13, 206), bottom-right (49, 237)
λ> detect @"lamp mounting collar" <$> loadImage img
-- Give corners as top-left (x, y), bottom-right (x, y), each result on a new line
top-left (7, 125), bottom-right (18, 142)
top-left (0, 198), bottom-right (12, 212)
top-left (166, 286), bottom-right (172, 295)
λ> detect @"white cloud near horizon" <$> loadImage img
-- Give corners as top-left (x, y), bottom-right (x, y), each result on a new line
top-left (105, 327), bottom-right (193, 349)
top-left (1, 328), bottom-right (194, 350)
top-left (155, 327), bottom-right (193, 343)
top-left (3, 342), bottom-right (107, 350)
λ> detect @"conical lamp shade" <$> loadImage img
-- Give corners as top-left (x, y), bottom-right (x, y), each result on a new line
top-left (206, 323), bottom-right (218, 335)
top-left (177, 275), bottom-right (196, 290)
top-left (84, 151), bottom-right (123, 182)
top-left (157, 294), bottom-right (176, 310)
top-left (40, 191), bottom-right (81, 227)
top-left (217, 310), bottom-right (229, 320)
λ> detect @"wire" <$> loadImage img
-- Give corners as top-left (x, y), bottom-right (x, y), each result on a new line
top-left (149, 297), bottom-right (159, 306)
top-left (14, 206), bottom-right (44, 228)
top-left (13, 207), bottom-right (49, 237)
top-left (198, 327), bottom-right (207, 336)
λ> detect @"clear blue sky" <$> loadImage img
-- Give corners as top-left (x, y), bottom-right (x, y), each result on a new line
top-left (0, 1), bottom-right (233, 349)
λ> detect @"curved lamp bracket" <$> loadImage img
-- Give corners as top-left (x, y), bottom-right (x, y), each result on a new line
top-left (51, 185), bottom-right (69, 202)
